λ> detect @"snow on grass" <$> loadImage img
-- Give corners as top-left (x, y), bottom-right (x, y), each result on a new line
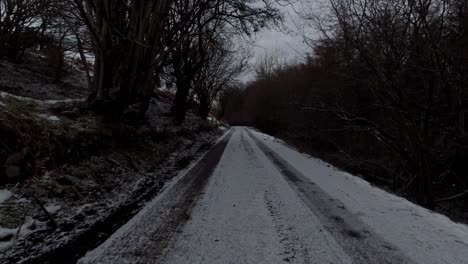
top-left (0, 227), bottom-right (16, 251)
top-left (0, 190), bottom-right (12, 205)
top-left (42, 98), bottom-right (86, 104)
top-left (45, 204), bottom-right (62, 214)
top-left (64, 50), bottom-right (95, 64)
top-left (0, 91), bottom-right (85, 105)
top-left (36, 113), bottom-right (61, 122)
top-left (0, 216), bottom-right (45, 252)
top-left (250, 128), bottom-right (468, 264)
top-left (1, 95), bottom-right (224, 261)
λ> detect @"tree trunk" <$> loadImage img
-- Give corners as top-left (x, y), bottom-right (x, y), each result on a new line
top-left (75, 0), bottom-right (170, 125)
top-left (199, 97), bottom-right (210, 120)
top-left (416, 158), bottom-right (434, 209)
top-left (88, 51), bottom-right (114, 111)
top-left (171, 78), bottom-right (191, 125)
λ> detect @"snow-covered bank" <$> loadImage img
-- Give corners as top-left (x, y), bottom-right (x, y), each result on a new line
top-left (0, 56), bottom-right (88, 101)
top-left (0, 91), bottom-right (85, 106)
top-left (0, 90), bottom-right (99, 184)
top-left (0, 93), bottom-right (225, 263)
top-left (249, 128), bottom-right (468, 264)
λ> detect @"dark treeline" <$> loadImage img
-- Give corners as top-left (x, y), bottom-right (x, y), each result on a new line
top-left (0, 0), bottom-right (279, 125)
top-left (222, 0), bottom-right (468, 212)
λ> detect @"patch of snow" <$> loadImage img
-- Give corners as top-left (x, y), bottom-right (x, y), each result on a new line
top-left (0, 190), bottom-right (12, 205)
top-left (1, 91), bottom-right (36, 103)
top-left (64, 50), bottom-right (95, 64)
top-left (16, 198), bottom-right (29, 204)
top-left (36, 113), bottom-right (61, 122)
top-left (0, 101), bottom-right (5, 107)
top-left (0, 91), bottom-right (85, 105)
top-left (45, 204), bottom-right (62, 214)
top-left (0, 227), bottom-right (16, 251)
top-left (42, 98), bottom-right (86, 104)
top-left (0, 216), bottom-right (43, 252)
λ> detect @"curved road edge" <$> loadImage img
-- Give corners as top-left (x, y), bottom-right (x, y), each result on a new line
top-left (78, 129), bottom-right (233, 264)
top-left (245, 127), bottom-right (413, 264)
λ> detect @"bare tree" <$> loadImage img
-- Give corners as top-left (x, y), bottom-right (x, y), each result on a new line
top-left (167, 0), bottom-right (282, 124)
top-left (72, 0), bottom-right (172, 124)
top-left (193, 40), bottom-right (249, 119)
top-left (324, 0), bottom-right (468, 207)
top-left (0, 0), bottom-right (53, 62)
top-left (255, 50), bottom-right (284, 80)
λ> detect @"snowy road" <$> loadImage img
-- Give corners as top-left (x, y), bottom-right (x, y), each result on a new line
top-left (80, 127), bottom-right (468, 264)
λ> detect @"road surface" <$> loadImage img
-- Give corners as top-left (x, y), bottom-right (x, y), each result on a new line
top-left (80, 127), bottom-right (468, 264)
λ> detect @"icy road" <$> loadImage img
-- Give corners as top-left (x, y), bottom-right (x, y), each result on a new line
top-left (80, 127), bottom-right (468, 264)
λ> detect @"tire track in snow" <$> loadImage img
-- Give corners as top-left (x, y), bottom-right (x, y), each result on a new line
top-left (241, 129), bottom-right (316, 263)
top-left (240, 131), bottom-right (257, 160)
top-left (264, 189), bottom-right (312, 264)
top-left (241, 130), bottom-right (305, 263)
top-left (246, 128), bottom-right (413, 264)
top-left (242, 130), bottom-right (297, 262)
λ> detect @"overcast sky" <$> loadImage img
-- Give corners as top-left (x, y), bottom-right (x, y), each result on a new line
top-left (240, 0), bottom-right (324, 82)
